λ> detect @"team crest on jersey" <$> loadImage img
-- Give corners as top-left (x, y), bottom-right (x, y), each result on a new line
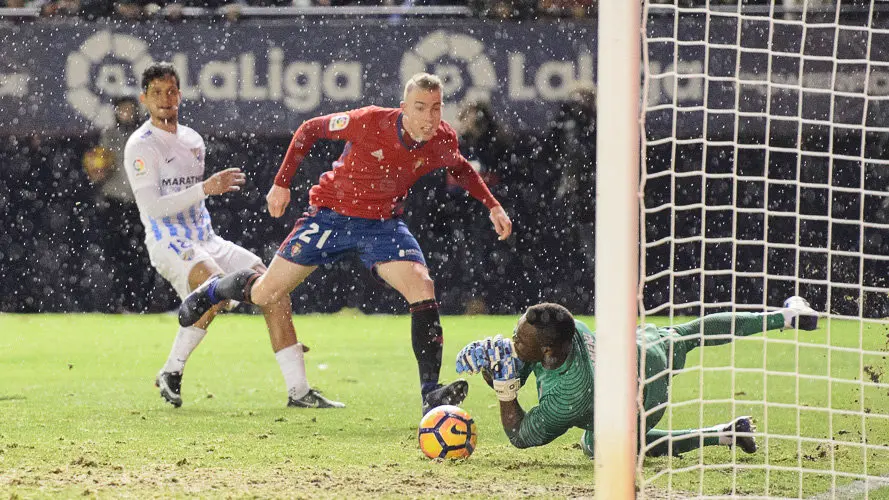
top-left (290, 242), bottom-right (302, 257)
top-left (371, 149), bottom-right (384, 161)
top-left (329, 114), bottom-right (350, 131)
top-left (191, 148), bottom-right (203, 162)
top-left (133, 158), bottom-right (147, 176)
top-left (413, 158), bottom-right (425, 172)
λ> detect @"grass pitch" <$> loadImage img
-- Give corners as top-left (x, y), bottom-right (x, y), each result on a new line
top-left (1, 313), bottom-right (888, 498)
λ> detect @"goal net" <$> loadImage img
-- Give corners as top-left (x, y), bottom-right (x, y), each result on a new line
top-left (631, 1), bottom-right (889, 498)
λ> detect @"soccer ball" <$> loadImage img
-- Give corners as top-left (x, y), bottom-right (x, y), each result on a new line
top-left (417, 405), bottom-right (477, 459)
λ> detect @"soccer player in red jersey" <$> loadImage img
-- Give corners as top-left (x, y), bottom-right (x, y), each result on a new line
top-left (179, 73), bottom-right (513, 414)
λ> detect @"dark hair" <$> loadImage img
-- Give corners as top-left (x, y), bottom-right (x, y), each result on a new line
top-left (141, 62), bottom-right (180, 92)
top-left (525, 303), bottom-right (575, 348)
top-left (459, 100), bottom-right (494, 127)
top-left (112, 96), bottom-right (138, 107)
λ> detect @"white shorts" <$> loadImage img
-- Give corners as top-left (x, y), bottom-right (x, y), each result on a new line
top-left (147, 234), bottom-right (263, 299)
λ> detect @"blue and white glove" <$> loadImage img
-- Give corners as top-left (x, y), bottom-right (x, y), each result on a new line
top-left (456, 336), bottom-right (524, 374)
top-left (456, 335), bottom-right (523, 401)
top-left (489, 335), bottom-right (520, 402)
top-left (456, 340), bottom-right (489, 375)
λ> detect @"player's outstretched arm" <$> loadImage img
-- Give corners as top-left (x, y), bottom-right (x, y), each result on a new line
top-left (489, 206), bottom-right (513, 241)
top-left (477, 368), bottom-right (525, 438)
top-left (266, 184), bottom-right (291, 218)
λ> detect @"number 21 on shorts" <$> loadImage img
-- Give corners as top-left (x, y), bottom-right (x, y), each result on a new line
top-left (298, 223), bottom-right (332, 249)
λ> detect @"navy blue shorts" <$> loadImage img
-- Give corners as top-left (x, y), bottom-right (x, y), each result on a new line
top-left (277, 208), bottom-right (427, 269)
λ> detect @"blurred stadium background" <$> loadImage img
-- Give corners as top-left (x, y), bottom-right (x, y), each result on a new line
top-left (2, 2), bottom-right (885, 319)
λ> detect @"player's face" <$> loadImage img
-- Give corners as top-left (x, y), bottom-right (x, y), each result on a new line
top-left (115, 101), bottom-right (137, 126)
top-left (512, 315), bottom-right (544, 363)
top-left (400, 87), bottom-right (442, 142)
top-left (140, 75), bottom-right (181, 125)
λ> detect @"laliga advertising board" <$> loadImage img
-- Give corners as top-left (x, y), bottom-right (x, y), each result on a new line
top-left (0, 20), bottom-right (596, 135)
top-left (5, 16), bottom-right (878, 137)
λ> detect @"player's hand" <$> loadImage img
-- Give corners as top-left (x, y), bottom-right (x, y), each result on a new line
top-left (489, 206), bottom-right (513, 241)
top-left (488, 335), bottom-right (517, 379)
top-left (465, 335), bottom-right (521, 401)
top-left (202, 168), bottom-right (246, 196)
top-left (456, 340), bottom-right (488, 375)
top-left (266, 184), bottom-right (291, 218)
top-left (489, 335), bottom-right (520, 401)
top-left (481, 367), bottom-right (494, 388)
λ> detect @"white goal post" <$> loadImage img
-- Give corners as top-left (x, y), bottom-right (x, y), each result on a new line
top-left (593, 1), bottom-right (641, 499)
top-left (596, 1), bottom-right (889, 498)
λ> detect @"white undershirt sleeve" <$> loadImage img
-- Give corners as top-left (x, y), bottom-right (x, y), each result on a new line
top-left (132, 183), bottom-right (207, 219)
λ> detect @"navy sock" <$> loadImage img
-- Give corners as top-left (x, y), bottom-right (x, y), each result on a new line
top-left (410, 299), bottom-right (443, 397)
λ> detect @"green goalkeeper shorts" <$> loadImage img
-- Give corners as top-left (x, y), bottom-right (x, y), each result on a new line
top-left (578, 326), bottom-right (690, 459)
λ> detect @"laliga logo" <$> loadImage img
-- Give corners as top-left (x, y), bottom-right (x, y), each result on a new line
top-left (65, 31), bottom-right (153, 128)
top-left (400, 31), bottom-right (496, 122)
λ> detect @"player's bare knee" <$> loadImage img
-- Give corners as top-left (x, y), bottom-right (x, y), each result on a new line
top-left (250, 286), bottom-right (276, 308)
top-left (276, 293), bottom-right (292, 310)
top-left (257, 293), bottom-right (289, 314)
top-left (412, 273), bottom-right (436, 296)
top-left (421, 281), bottom-right (436, 300)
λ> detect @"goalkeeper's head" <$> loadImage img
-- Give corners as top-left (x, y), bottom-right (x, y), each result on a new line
top-left (513, 303), bottom-right (575, 366)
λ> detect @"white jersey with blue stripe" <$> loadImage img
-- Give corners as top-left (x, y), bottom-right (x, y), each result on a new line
top-left (123, 120), bottom-right (215, 243)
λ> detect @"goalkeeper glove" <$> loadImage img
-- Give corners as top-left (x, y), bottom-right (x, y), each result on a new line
top-left (489, 335), bottom-right (520, 401)
top-left (456, 340), bottom-right (488, 375)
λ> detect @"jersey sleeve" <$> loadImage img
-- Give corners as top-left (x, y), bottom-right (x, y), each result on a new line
top-left (506, 391), bottom-right (578, 448)
top-left (441, 133), bottom-right (500, 210)
top-left (507, 354), bottom-right (596, 449)
top-left (273, 107), bottom-right (374, 188)
top-left (124, 138), bottom-right (206, 219)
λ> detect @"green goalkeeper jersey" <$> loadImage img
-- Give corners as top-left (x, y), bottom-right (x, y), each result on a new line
top-left (507, 319), bottom-right (597, 448)
top-left (506, 311), bottom-right (786, 449)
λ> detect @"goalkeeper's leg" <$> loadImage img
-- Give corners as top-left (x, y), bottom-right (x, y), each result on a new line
top-left (670, 297), bottom-right (819, 353)
top-left (643, 417), bottom-right (757, 457)
top-left (671, 311), bottom-right (788, 352)
top-left (579, 417), bottom-right (756, 459)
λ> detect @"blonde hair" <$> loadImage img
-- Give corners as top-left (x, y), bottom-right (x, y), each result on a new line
top-left (403, 73), bottom-right (443, 100)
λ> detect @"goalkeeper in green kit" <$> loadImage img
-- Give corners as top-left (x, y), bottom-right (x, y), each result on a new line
top-left (456, 297), bottom-right (820, 458)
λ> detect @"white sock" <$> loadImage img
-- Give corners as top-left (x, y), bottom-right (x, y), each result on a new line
top-left (163, 326), bottom-right (207, 373)
top-left (780, 308), bottom-right (796, 329)
top-left (276, 343), bottom-right (309, 400)
top-left (715, 422), bottom-right (739, 446)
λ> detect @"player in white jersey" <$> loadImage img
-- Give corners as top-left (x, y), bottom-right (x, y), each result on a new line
top-left (124, 62), bottom-right (343, 409)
